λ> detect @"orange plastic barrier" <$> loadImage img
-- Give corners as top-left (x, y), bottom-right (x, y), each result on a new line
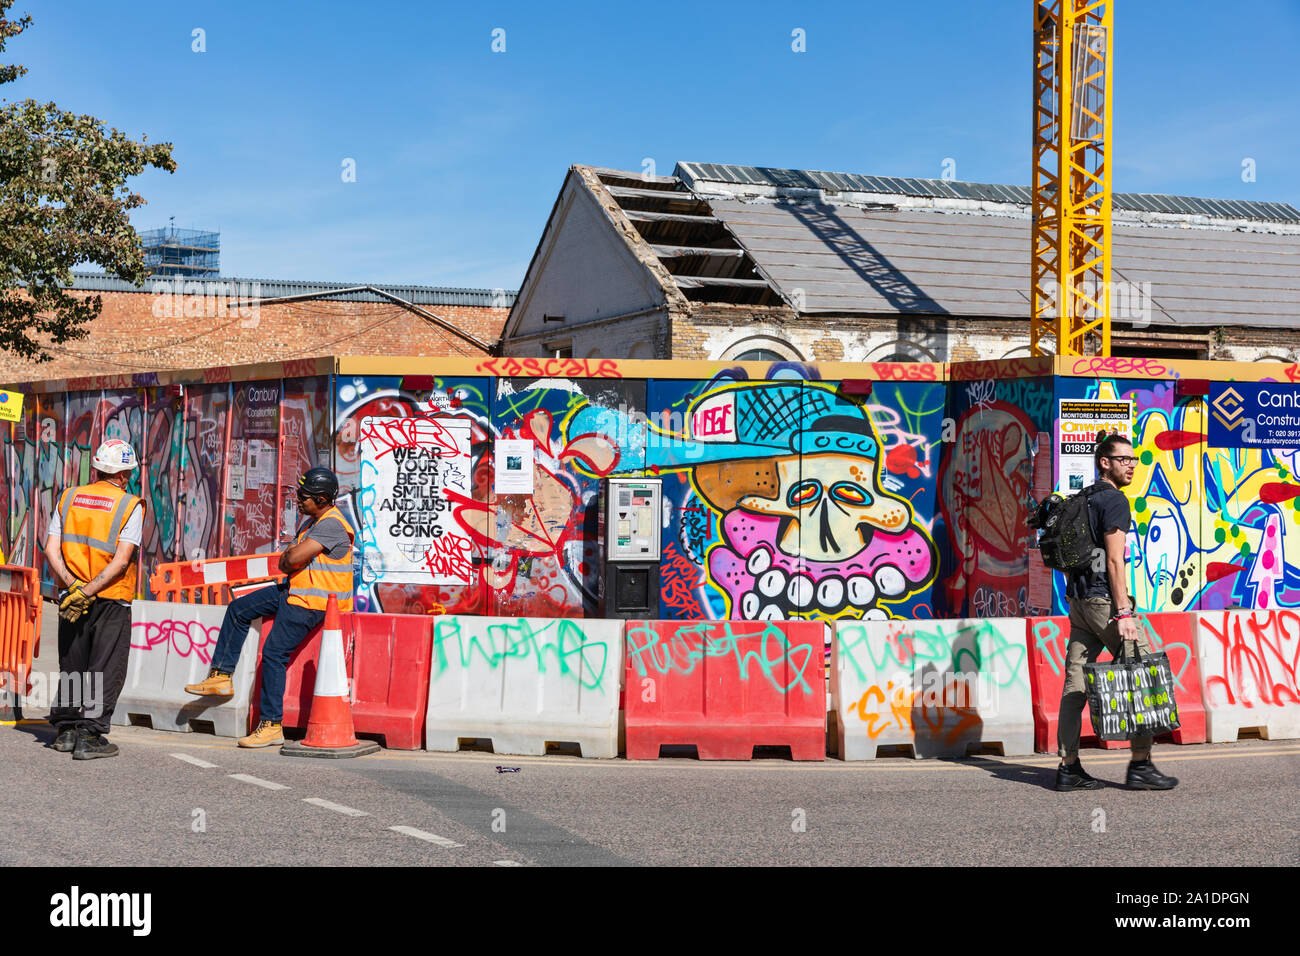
top-left (150, 554), bottom-right (282, 605)
top-left (0, 565), bottom-right (42, 717)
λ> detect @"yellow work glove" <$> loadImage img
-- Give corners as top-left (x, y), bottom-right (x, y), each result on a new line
top-left (58, 581), bottom-right (95, 623)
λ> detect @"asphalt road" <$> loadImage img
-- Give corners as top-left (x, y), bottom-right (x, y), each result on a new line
top-left (5, 608), bottom-right (1297, 867)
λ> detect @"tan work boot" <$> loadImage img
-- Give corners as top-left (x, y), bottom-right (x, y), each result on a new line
top-left (238, 720), bottom-right (284, 748)
top-left (185, 668), bottom-right (233, 698)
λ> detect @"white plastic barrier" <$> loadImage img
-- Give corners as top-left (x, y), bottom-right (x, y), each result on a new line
top-left (1193, 609), bottom-right (1300, 742)
top-left (832, 617), bottom-right (1034, 759)
top-left (112, 601), bottom-right (260, 737)
top-left (425, 615), bottom-right (623, 758)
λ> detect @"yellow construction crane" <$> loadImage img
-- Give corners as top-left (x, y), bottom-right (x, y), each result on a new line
top-left (1030, 1), bottom-right (1113, 357)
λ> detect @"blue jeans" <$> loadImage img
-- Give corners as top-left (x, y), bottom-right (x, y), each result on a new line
top-left (209, 582), bottom-right (324, 723)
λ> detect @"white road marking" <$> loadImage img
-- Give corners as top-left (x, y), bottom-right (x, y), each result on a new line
top-left (389, 825), bottom-right (462, 848)
top-left (493, 860), bottom-right (523, 867)
top-left (303, 797), bottom-right (369, 817)
top-left (171, 753), bottom-right (218, 769)
top-left (229, 773), bottom-right (289, 791)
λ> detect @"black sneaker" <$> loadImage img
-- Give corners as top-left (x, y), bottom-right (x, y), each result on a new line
top-left (72, 732), bottom-right (120, 761)
top-left (50, 728), bottom-right (78, 752)
top-left (1056, 758), bottom-right (1104, 791)
top-left (1126, 757), bottom-right (1178, 790)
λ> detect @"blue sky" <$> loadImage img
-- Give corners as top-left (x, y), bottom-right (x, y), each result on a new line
top-left (7, 0), bottom-right (1298, 290)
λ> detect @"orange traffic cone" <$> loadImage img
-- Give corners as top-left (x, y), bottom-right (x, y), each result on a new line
top-left (281, 595), bottom-right (379, 759)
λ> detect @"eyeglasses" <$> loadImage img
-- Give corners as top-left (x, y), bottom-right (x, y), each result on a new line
top-left (1106, 455), bottom-right (1139, 465)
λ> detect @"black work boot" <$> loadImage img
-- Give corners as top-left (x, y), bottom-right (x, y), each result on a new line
top-left (1126, 756), bottom-right (1178, 790)
top-left (1056, 757), bottom-right (1104, 791)
top-left (50, 727), bottom-right (78, 752)
top-left (73, 731), bottom-right (120, 761)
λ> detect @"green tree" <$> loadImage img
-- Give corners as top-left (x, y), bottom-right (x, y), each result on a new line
top-left (0, 2), bottom-right (175, 361)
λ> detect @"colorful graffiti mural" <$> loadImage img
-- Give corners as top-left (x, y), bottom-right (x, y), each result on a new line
top-left (624, 371), bottom-right (943, 622)
top-left (1056, 377), bottom-right (1300, 616)
top-left (334, 374), bottom-right (492, 616)
top-left (7, 356), bottom-right (1300, 621)
top-left (179, 383), bottom-right (229, 565)
top-left (938, 376), bottom-right (1054, 618)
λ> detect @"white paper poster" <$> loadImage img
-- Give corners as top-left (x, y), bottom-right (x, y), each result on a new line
top-left (1057, 399), bottom-right (1133, 493)
top-left (246, 439), bottom-right (276, 488)
top-left (358, 417), bottom-right (473, 585)
top-left (493, 438), bottom-right (534, 495)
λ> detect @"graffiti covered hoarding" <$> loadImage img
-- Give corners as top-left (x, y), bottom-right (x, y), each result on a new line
top-left (484, 375), bottom-right (644, 618)
top-left (938, 374), bottom-right (1054, 619)
top-left (335, 374), bottom-right (491, 615)
top-left (643, 372), bottom-right (942, 623)
top-left (357, 416), bottom-right (472, 585)
top-left (279, 376), bottom-right (332, 546)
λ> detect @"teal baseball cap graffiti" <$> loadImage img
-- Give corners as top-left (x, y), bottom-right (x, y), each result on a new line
top-left (683, 383), bottom-right (878, 462)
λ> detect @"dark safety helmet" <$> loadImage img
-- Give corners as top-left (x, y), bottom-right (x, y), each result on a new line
top-left (297, 466), bottom-right (339, 503)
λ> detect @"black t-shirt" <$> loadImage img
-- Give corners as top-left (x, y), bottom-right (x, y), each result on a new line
top-left (1067, 482), bottom-right (1132, 601)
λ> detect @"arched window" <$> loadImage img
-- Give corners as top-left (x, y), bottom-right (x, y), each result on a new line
top-left (718, 336), bottom-right (804, 362)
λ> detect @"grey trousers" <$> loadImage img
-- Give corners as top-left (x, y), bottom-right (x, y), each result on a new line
top-left (1057, 596), bottom-right (1154, 761)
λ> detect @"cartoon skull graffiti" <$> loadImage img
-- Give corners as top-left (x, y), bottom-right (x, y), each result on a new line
top-left (679, 383), bottom-right (936, 621)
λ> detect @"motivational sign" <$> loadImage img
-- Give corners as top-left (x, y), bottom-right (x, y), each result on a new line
top-left (1209, 383), bottom-right (1300, 449)
top-left (1057, 399), bottom-right (1132, 492)
top-left (358, 417), bottom-right (473, 585)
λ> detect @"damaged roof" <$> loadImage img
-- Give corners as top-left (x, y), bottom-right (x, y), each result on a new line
top-left (511, 161), bottom-right (1299, 332)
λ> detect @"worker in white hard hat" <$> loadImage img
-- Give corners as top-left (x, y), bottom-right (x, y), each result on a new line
top-left (42, 438), bottom-right (145, 760)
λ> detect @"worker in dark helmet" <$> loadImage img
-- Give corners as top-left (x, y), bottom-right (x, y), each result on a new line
top-left (185, 466), bottom-right (354, 748)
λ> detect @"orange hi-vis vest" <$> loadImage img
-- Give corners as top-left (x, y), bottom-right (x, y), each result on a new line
top-left (287, 506), bottom-right (355, 612)
top-left (56, 480), bottom-right (144, 602)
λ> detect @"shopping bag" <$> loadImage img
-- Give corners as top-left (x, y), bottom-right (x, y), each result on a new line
top-left (1084, 644), bottom-right (1181, 741)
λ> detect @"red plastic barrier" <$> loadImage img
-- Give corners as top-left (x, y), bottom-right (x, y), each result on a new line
top-left (250, 611), bottom-right (433, 750)
top-left (623, 619), bottom-right (826, 760)
top-left (1135, 612), bottom-right (1207, 745)
top-left (1027, 613), bottom-right (1207, 754)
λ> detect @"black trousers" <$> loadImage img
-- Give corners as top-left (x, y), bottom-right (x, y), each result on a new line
top-left (50, 600), bottom-right (132, 736)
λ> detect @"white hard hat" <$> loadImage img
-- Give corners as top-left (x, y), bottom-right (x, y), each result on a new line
top-left (92, 438), bottom-right (139, 474)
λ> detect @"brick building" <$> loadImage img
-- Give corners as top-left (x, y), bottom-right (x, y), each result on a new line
top-left (7, 274), bottom-right (514, 382)
top-left (500, 162), bottom-right (1300, 363)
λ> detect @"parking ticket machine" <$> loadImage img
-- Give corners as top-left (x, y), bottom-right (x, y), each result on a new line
top-left (602, 477), bottom-right (661, 619)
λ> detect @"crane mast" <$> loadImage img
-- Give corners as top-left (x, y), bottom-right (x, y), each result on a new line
top-left (1030, 1), bottom-right (1114, 357)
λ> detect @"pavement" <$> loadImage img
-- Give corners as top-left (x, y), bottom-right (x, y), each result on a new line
top-left (5, 603), bottom-right (1298, 867)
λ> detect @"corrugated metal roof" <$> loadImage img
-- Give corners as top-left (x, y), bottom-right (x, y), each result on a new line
top-left (706, 199), bottom-right (1300, 328)
top-left (677, 162), bottom-right (1300, 224)
top-left (63, 272), bottom-right (516, 307)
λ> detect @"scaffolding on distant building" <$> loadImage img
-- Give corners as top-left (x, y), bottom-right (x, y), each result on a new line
top-left (141, 226), bottom-right (220, 277)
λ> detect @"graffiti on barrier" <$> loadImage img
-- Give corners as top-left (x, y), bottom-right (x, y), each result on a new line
top-left (431, 616), bottom-right (611, 691)
top-left (624, 620), bottom-right (817, 694)
top-left (1196, 610), bottom-right (1300, 708)
top-left (130, 617), bottom-right (220, 664)
top-left (838, 619), bottom-right (1028, 691)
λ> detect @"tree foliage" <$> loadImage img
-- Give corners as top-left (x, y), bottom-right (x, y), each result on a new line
top-left (0, 1), bottom-right (175, 361)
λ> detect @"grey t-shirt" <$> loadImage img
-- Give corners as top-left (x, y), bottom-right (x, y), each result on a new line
top-left (303, 514), bottom-right (351, 560)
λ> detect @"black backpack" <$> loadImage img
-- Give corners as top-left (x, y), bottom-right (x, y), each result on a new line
top-left (1028, 486), bottom-right (1099, 571)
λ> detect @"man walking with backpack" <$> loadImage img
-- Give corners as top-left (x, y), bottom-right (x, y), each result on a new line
top-left (1055, 434), bottom-right (1179, 792)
